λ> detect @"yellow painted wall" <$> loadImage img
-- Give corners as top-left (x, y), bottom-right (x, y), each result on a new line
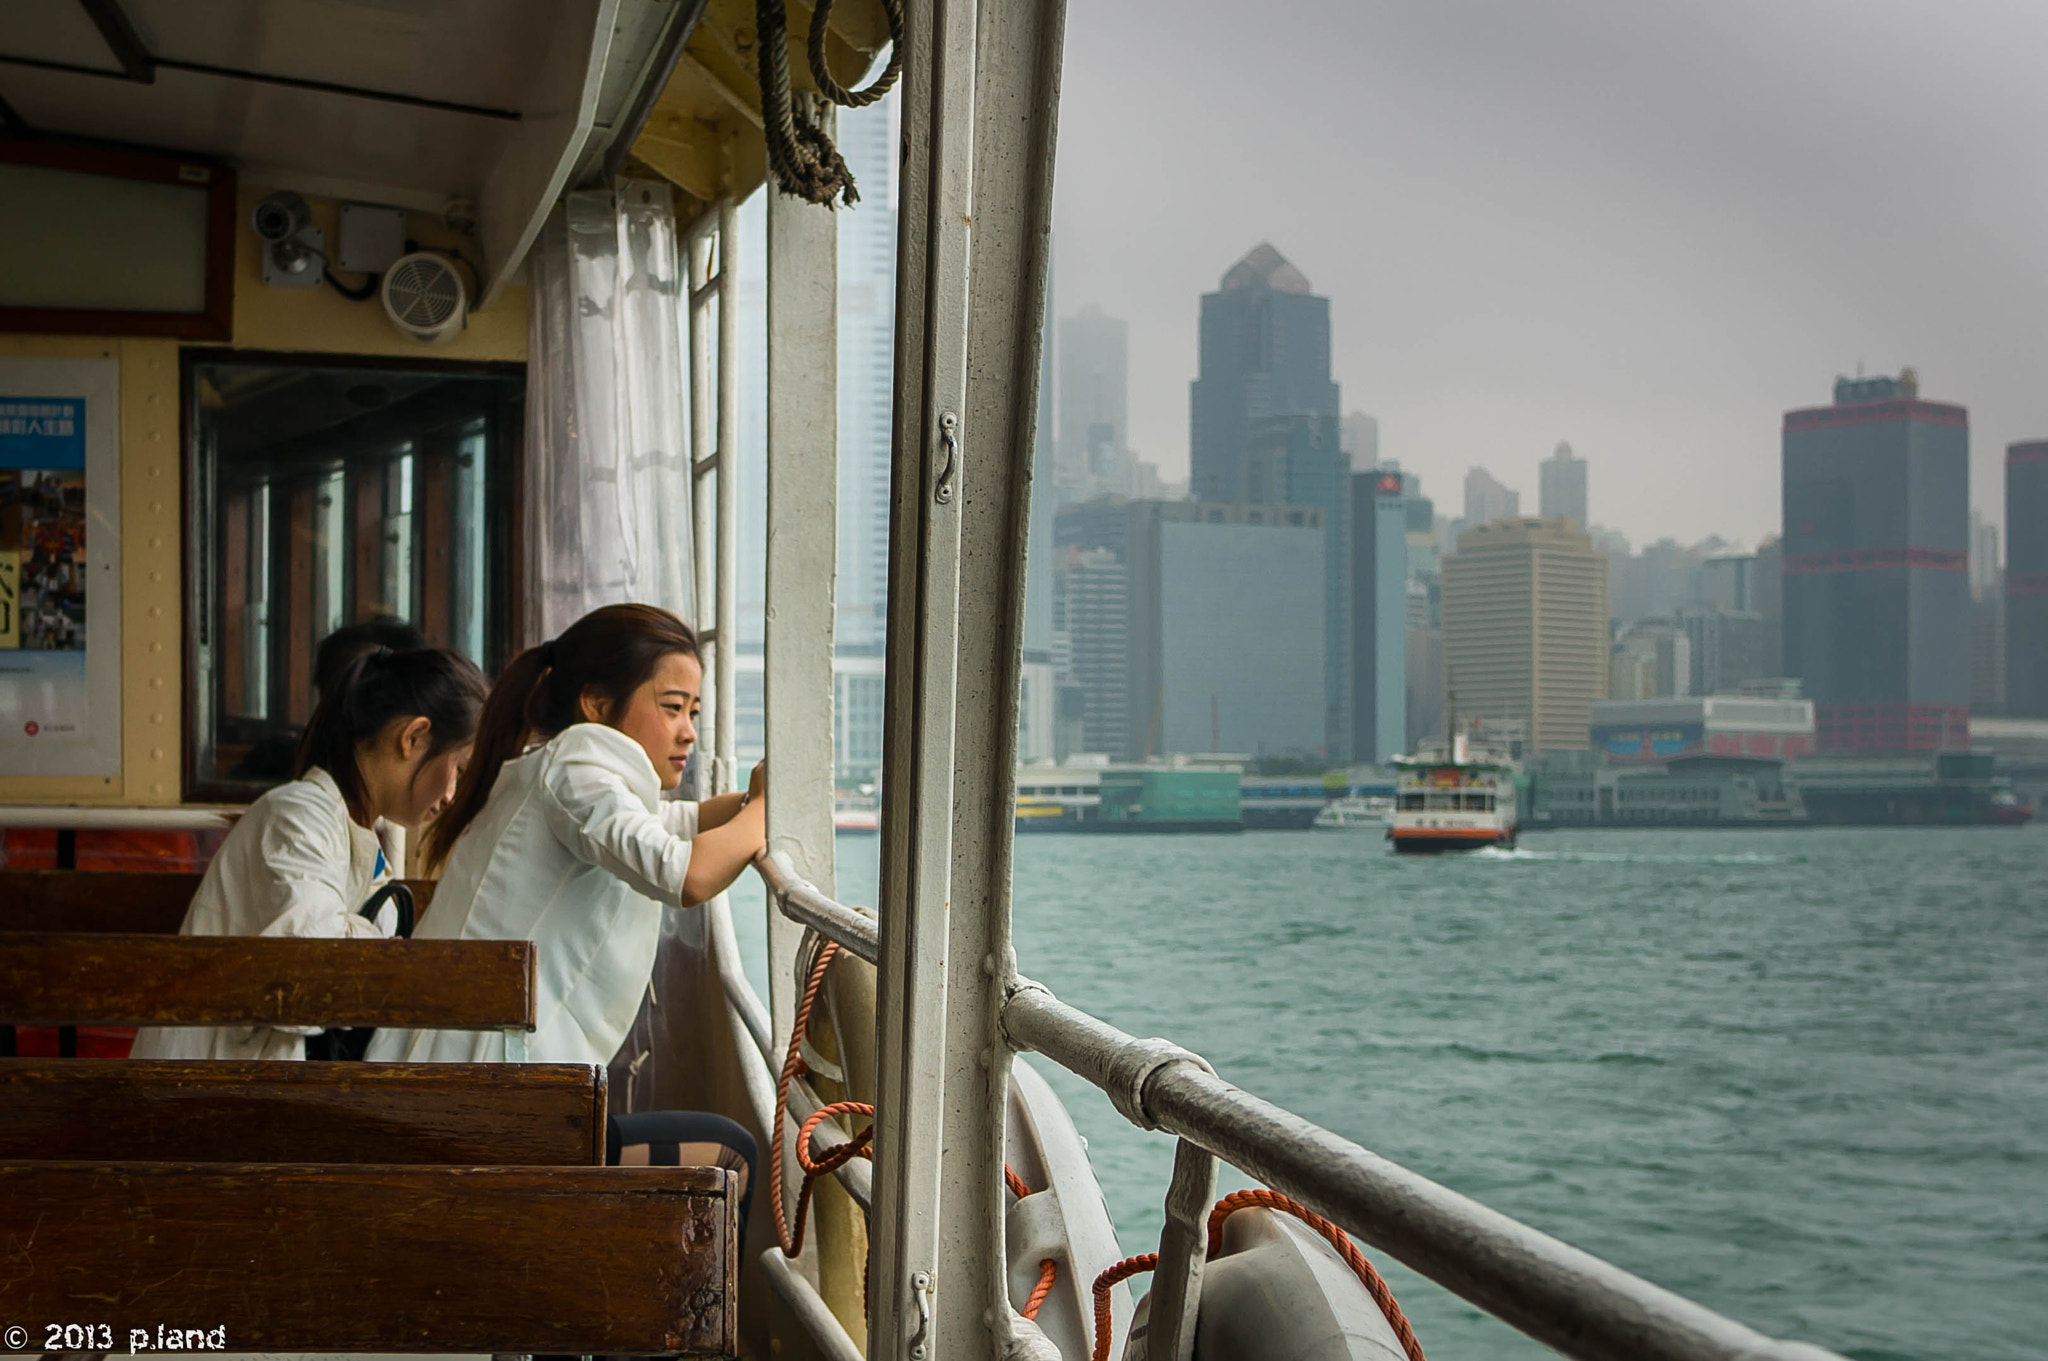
top-left (1, 192), bottom-right (529, 805)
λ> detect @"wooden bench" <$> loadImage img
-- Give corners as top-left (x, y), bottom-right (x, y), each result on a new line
top-left (0, 1057), bottom-right (606, 1165)
top-left (0, 868), bottom-right (439, 934)
top-left (0, 932), bottom-right (535, 1057)
top-left (0, 1160), bottom-right (738, 1355)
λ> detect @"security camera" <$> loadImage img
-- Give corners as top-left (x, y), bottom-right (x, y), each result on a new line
top-left (251, 191), bottom-right (310, 244)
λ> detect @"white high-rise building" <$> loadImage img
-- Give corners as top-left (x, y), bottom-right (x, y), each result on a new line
top-left (835, 98), bottom-right (899, 654)
top-left (1539, 441), bottom-right (1587, 530)
top-left (1057, 305), bottom-right (1128, 500)
top-left (1463, 466), bottom-right (1519, 528)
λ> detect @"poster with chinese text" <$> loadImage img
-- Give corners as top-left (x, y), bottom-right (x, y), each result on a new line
top-left (0, 357), bottom-right (121, 776)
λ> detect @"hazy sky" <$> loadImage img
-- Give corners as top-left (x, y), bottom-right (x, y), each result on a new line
top-left (1049, 0), bottom-right (2048, 550)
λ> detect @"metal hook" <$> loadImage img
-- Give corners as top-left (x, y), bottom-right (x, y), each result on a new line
top-left (936, 412), bottom-right (959, 505)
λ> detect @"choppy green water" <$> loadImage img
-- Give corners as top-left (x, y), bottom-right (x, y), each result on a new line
top-left (738, 825), bottom-right (2048, 1360)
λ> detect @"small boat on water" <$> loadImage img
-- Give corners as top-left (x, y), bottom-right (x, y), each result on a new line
top-left (833, 796), bottom-right (881, 835)
top-left (1388, 731), bottom-right (1520, 852)
top-left (1312, 794), bottom-right (1395, 829)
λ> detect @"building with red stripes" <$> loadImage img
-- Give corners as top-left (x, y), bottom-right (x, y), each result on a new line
top-left (1781, 372), bottom-right (1970, 752)
top-left (2009, 441), bottom-right (2048, 718)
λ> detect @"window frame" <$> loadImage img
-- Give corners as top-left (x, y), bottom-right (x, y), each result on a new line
top-left (180, 348), bottom-right (526, 804)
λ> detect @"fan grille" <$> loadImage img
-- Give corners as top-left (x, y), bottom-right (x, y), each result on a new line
top-left (385, 256), bottom-right (463, 328)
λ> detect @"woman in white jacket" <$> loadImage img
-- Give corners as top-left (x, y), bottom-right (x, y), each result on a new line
top-left (130, 644), bottom-right (486, 1061)
top-left (367, 604), bottom-right (763, 1218)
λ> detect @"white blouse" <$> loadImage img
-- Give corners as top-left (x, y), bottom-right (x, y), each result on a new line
top-left (366, 722), bottom-right (698, 1067)
top-left (129, 767), bottom-right (389, 1062)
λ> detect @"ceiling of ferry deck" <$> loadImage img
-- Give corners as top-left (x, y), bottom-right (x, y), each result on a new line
top-left (0, 0), bottom-right (563, 204)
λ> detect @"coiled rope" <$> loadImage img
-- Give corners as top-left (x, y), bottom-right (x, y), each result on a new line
top-left (1090, 1191), bottom-right (1427, 1361)
top-left (754, 0), bottom-right (905, 206)
top-left (771, 939), bottom-right (1059, 1322)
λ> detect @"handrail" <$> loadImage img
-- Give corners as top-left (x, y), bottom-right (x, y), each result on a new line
top-left (753, 851), bottom-right (880, 964)
top-left (750, 866), bottom-right (1849, 1361)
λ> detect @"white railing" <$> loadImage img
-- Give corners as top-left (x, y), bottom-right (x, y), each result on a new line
top-left (753, 854), bottom-right (1849, 1361)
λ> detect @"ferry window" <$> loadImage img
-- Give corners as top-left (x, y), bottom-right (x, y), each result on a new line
top-left (1398, 793), bottom-right (1424, 810)
top-left (186, 356), bottom-right (523, 801)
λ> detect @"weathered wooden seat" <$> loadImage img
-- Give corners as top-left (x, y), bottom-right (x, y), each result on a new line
top-left (0, 933), bottom-right (535, 1047)
top-left (0, 868), bottom-right (438, 934)
top-left (0, 1160), bottom-right (737, 1355)
top-left (0, 1057), bottom-right (606, 1165)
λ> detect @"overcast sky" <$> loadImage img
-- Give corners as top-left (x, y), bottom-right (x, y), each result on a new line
top-left (1048, 0), bottom-right (2048, 550)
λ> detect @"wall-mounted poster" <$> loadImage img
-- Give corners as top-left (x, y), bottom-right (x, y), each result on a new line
top-left (0, 356), bottom-right (121, 777)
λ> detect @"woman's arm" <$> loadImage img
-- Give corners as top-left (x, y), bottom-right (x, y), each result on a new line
top-left (680, 795), bottom-right (766, 906)
top-left (696, 762), bottom-right (766, 831)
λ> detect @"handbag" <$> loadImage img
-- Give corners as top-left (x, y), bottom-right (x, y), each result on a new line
top-left (303, 881), bottom-right (415, 1062)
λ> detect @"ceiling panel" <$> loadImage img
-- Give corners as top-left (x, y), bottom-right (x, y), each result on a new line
top-left (1, 65), bottom-right (509, 198)
top-left (122, 0), bottom-right (563, 114)
top-left (0, 0), bottom-right (121, 70)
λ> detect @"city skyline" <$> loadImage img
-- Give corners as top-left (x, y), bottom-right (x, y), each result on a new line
top-left (1051, 0), bottom-right (2048, 547)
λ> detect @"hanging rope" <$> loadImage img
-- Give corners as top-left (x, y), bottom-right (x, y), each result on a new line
top-left (1090, 1191), bottom-right (1428, 1361)
top-left (808, 0), bottom-right (905, 107)
top-left (755, 0), bottom-right (905, 206)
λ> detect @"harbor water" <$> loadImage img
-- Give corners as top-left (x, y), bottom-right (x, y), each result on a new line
top-left (736, 825), bottom-right (2048, 1361)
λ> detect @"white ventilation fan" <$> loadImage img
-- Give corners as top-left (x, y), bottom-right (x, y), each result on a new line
top-left (380, 251), bottom-right (468, 343)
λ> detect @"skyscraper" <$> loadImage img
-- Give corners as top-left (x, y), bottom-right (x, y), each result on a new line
top-left (1539, 441), bottom-right (1587, 530)
top-left (1058, 305), bottom-right (1127, 498)
top-left (1352, 469), bottom-right (1408, 762)
top-left (1441, 518), bottom-right (1609, 753)
top-left (1188, 243), bottom-right (1340, 505)
top-left (2007, 440), bottom-right (2048, 717)
top-left (835, 98), bottom-right (899, 654)
top-left (1782, 372), bottom-right (1970, 751)
top-left (1463, 467), bottom-right (1519, 528)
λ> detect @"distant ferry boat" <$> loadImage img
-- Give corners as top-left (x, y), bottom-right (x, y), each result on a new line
top-left (833, 796), bottom-right (881, 834)
top-left (1312, 794), bottom-right (1395, 829)
top-left (1389, 733), bottom-right (1519, 852)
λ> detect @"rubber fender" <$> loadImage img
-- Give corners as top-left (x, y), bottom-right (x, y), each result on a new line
top-left (1126, 1207), bottom-right (1409, 1361)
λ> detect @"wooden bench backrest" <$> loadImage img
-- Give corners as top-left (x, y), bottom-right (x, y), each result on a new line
top-left (0, 933), bottom-right (535, 1030)
top-left (0, 869), bottom-right (438, 934)
top-left (0, 1160), bottom-right (736, 1356)
top-left (0, 1058), bottom-right (604, 1165)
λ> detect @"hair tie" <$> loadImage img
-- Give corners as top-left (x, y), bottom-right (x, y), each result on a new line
top-left (372, 645), bottom-right (394, 664)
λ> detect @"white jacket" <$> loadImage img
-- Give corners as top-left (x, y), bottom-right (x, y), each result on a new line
top-left (366, 723), bottom-right (698, 1067)
top-left (129, 768), bottom-right (389, 1062)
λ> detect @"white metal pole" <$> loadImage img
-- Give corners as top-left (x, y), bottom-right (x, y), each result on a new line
top-left (714, 194), bottom-right (741, 796)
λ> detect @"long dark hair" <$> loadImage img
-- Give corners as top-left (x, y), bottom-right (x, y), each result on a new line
top-left (296, 645), bottom-right (489, 822)
top-left (422, 604), bottom-right (700, 871)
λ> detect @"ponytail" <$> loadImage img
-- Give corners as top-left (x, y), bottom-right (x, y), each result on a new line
top-left (296, 645), bottom-right (488, 822)
top-left (422, 603), bottom-right (699, 872)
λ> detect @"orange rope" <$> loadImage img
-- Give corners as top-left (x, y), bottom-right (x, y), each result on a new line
top-left (1090, 1190), bottom-right (1426, 1361)
top-left (1090, 1254), bottom-right (1160, 1361)
top-left (1022, 1258), bottom-right (1059, 1321)
top-left (771, 940), bottom-right (1063, 1327)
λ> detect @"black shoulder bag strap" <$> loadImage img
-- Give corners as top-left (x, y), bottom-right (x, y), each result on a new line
top-left (303, 881), bottom-right (416, 1062)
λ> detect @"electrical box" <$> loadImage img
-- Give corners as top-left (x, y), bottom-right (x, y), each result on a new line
top-left (337, 204), bottom-right (407, 274)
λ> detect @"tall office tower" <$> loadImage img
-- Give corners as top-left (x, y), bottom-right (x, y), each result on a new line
top-left (1463, 466), bottom-right (1519, 528)
top-left (2007, 441), bottom-right (2048, 716)
top-left (1351, 469), bottom-right (1408, 763)
top-left (1188, 243), bottom-right (1340, 505)
top-left (1245, 414), bottom-right (1351, 758)
top-left (1610, 621), bottom-right (1692, 700)
top-left (1753, 536), bottom-right (1784, 676)
top-left (1124, 501), bottom-right (1326, 759)
top-left (1441, 518), bottom-right (1610, 753)
top-left (1782, 372), bottom-right (1970, 751)
top-left (834, 97), bottom-right (899, 655)
top-left (1053, 546), bottom-right (1131, 755)
top-left (1538, 441), bottom-right (1588, 529)
top-left (1699, 552), bottom-right (1756, 612)
top-left (1342, 411), bottom-right (1380, 466)
top-left (1969, 508), bottom-right (2001, 599)
top-left (1058, 305), bottom-right (1127, 497)
top-left (1971, 591), bottom-right (2005, 715)
top-left (1677, 605), bottom-right (1769, 696)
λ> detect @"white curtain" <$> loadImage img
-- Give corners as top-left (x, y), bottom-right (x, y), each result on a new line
top-left (523, 181), bottom-right (693, 643)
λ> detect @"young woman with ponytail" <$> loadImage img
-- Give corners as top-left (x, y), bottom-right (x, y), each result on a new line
top-left (367, 604), bottom-right (762, 1224)
top-left (369, 603), bottom-right (766, 1068)
top-left (130, 644), bottom-right (487, 1061)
